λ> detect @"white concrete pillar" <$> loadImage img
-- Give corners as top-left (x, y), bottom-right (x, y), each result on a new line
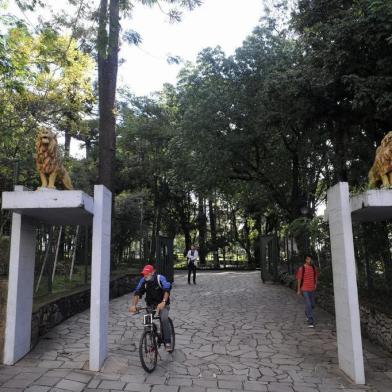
top-left (327, 182), bottom-right (365, 384)
top-left (4, 187), bottom-right (36, 365)
top-left (89, 185), bottom-right (112, 371)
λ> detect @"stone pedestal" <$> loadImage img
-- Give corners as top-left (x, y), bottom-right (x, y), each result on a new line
top-left (1, 185), bottom-right (111, 371)
top-left (327, 182), bottom-right (365, 384)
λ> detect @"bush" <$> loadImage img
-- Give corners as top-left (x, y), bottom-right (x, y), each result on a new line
top-left (174, 261), bottom-right (187, 269)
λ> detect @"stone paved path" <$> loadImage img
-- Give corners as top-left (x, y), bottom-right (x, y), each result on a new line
top-left (1, 271), bottom-right (392, 392)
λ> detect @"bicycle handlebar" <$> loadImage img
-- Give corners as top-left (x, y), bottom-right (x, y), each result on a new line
top-left (132, 306), bottom-right (157, 314)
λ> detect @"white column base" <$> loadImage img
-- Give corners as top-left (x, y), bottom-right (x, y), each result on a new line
top-left (327, 182), bottom-right (365, 384)
top-left (89, 185), bottom-right (112, 371)
top-left (4, 211), bottom-right (36, 364)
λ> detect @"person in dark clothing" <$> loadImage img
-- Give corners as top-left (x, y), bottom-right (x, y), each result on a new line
top-left (130, 264), bottom-right (173, 351)
top-left (186, 245), bottom-right (199, 284)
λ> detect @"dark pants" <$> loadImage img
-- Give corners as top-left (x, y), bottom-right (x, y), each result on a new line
top-left (303, 291), bottom-right (315, 323)
top-left (159, 307), bottom-right (171, 344)
top-left (188, 262), bottom-right (196, 283)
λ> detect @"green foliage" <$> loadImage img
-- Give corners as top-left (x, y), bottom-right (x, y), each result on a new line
top-left (0, 236), bottom-right (10, 266)
top-left (4, 0), bottom-right (392, 305)
top-left (0, 24), bottom-right (94, 169)
top-left (0, 22), bottom-right (95, 237)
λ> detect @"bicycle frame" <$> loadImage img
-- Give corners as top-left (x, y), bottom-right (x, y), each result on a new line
top-left (140, 308), bottom-right (163, 346)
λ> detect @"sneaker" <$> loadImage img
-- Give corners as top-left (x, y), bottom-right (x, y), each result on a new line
top-left (165, 343), bottom-right (172, 352)
top-left (308, 324), bottom-right (315, 328)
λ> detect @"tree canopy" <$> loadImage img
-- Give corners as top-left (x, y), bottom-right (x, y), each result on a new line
top-left (2, 0), bottom-right (392, 299)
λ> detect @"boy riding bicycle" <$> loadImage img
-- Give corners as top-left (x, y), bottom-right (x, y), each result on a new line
top-left (130, 264), bottom-right (173, 351)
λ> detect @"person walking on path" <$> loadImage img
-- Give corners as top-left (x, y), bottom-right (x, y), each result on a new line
top-left (186, 244), bottom-right (199, 284)
top-left (130, 264), bottom-right (173, 351)
top-left (296, 254), bottom-right (318, 328)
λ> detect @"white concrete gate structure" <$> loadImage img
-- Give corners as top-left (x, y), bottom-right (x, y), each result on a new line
top-left (1, 185), bottom-right (112, 371)
top-left (327, 182), bottom-right (392, 384)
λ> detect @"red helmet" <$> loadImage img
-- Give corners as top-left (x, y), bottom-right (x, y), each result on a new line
top-left (141, 264), bottom-right (155, 276)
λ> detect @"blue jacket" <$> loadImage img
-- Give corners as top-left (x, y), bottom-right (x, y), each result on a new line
top-left (134, 273), bottom-right (171, 306)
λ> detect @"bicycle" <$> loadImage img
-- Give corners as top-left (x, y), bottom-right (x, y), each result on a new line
top-left (135, 306), bottom-right (175, 372)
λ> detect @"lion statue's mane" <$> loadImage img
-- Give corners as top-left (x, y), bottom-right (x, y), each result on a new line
top-left (369, 131), bottom-right (392, 189)
top-left (35, 128), bottom-right (73, 190)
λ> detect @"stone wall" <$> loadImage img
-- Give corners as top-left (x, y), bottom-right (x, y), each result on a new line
top-left (1, 271), bottom-right (139, 360)
top-left (280, 272), bottom-right (392, 354)
top-left (359, 303), bottom-right (392, 352)
top-left (31, 273), bottom-right (139, 347)
top-left (0, 278), bottom-right (8, 363)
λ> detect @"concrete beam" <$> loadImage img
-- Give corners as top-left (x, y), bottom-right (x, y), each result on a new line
top-left (351, 189), bottom-right (392, 222)
top-left (2, 189), bottom-right (93, 225)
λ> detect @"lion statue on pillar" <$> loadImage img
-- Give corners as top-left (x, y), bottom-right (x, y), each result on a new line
top-left (35, 128), bottom-right (73, 190)
top-left (369, 131), bottom-right (392, 189)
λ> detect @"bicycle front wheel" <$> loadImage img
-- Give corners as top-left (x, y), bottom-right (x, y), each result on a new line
top-left (167, 317), bottom-right (175, 353)
top-left (139, 330), bottom-right (158, 372)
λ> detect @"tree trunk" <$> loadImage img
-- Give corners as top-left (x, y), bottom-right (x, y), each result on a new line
top-left (197, 193), bottom-right (207, 265)
top-left (174, 192), bottom-right (192, 255)
top-left (291, 152), bottom-right (301, 220)
top-left (273, 231), bottom-right (279, 282)
top-left (254, 213), bottom-right (262, 268)
top-left (64, 129), bottom-right (71, 157)
top-left (380, 222), bottom-right (392, 289)
top-left (362, 223), bottom-right (373, 293)
top-left (97, 0), bottom-right (119, 191)
top-left (84, 226), bottom-right (89, 284)
top-left (334, 125), bottom-right (348, 183)
top-left (150, 204), bottom-right (162, 262)
top-left (208, 198), bottom-right (219, 268)
top-left (243, 216), bottom-right (253, 266)
top-left (85, 139), bottom-right (92, 159)
top-left (149, 176), bottom-right (162, 261)
top-left (230, 208), bottom-right (251, 265)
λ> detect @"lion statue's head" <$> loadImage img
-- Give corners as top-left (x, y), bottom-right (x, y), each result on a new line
top-left (381, 131), bottom-right (392, 149)
top-left (369, 131), bottom-right (392, 188)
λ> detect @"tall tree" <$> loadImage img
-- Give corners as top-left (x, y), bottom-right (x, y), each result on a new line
top-left (97, 0), bottom-right (120, 191)
top-left (96, 0), bottom-right (202, 191)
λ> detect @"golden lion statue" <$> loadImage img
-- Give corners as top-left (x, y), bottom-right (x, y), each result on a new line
top-left (35, 128), bottom-right (73, 190)
top-left (369, 131), bottom-right (392, 188)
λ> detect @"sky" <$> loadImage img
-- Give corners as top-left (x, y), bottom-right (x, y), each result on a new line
top-left (4, 0), bottom-right (265, 156)
top-left (5, 0), bottom-right (265, 96)
top-left (118, 0), bottom-right (265, 96)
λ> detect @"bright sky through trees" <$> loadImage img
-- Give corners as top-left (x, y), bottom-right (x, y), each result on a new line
top-left (5, 0), bottom-right (264, 96)
top-left (118, 0), bottom-right (264, 96)
top-left (3, 0), bottom-right (264, 157)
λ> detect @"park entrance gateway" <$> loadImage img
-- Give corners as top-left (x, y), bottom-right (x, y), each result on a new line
top-left (1, 185), bottom-right (112, 371)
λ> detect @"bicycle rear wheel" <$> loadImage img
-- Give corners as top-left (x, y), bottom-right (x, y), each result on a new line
top-left (167, 317), bottom-right (175, 353)
top-left (139, 330), bottom-right (158, 372)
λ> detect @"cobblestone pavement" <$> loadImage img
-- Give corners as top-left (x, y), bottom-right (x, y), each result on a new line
top-left (1, 271), bottom-right (392, 392)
